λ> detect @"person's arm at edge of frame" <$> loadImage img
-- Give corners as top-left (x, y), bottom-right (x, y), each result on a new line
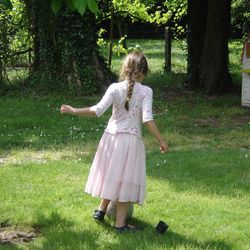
top-left (144, 120), bottom-right (168, 153)
top-left (60, 104), bottom-right (97, 117)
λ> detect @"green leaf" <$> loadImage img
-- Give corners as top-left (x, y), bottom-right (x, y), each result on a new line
top-left (51, 0), bottom-right (62, 13)
top-left (73, 0), bottom-right (87, 16)
top-left (67, 0), bottom-right (76, 11)
top-left (0, 0), bottom-right (13, 10)
top-left (87, 0), bottom-right (98, 14)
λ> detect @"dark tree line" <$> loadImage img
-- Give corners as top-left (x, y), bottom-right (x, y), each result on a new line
top-left (0, 0), bottom-right (245, 95)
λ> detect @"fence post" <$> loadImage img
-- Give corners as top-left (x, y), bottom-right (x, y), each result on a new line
top-left (164, 26), bottom-right (172, 72)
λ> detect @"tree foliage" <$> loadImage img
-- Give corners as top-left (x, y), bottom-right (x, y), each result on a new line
top-left (0, 0), bottom-right (30, 83)
top-left (51, 0), bottom-right (98, 15)
top-left (0, 0), bottom-right (13, 10)
top-left (231, 0), bottom-right (250, 37)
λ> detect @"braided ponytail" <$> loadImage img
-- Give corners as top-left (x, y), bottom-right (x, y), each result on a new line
top-left (124, 78), bottom-right (135, 111)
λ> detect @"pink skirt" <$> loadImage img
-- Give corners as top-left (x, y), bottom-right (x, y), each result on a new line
top-left (85, 132), bottom-right (146, 205)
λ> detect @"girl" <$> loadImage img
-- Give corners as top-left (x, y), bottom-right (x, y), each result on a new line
top-left (60, 52), bottom-right (168, 232)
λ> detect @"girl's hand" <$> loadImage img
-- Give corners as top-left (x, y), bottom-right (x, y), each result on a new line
top-left (160, 141), bottom-right (168, 153)
top-left (60, 104), bottom-right (75, 115)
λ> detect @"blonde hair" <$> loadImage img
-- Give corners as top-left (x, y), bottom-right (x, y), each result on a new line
top-left (120, 51), bottom-right (149, 111)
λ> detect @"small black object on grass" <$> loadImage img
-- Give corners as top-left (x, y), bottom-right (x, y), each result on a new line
top-left (156, 220), bottom-right (169, 234)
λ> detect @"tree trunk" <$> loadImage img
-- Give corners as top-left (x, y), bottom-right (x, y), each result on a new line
top-left (187, 0), bottom-right (232, 94)
top-left (25, 1), bottom-right (111, 95)
top-left (115, 16), bottom-right (127, 49)
top-left (0, 60), bottom-right (4, 84)
top-left (27, 0), bottom-right (60, 81)
top-left (200, 0), bottom-right (232, 93)
top-left (187, 0), bottom-right (208, 88)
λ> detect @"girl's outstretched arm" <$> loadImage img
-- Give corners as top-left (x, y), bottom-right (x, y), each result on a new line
top-left (60, 104), bottom-right (96, 117)
top-left (144, 120), bottom-right (168, 153)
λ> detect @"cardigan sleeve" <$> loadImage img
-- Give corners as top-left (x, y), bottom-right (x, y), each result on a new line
top-left (90, 84), bottom-right (114, 117)
top-left (142, 87), bottom-right (154, 123)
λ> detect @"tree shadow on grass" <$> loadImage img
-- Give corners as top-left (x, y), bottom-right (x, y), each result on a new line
top-left (102, 218), bottom-right (233, 250)
top-left (32, 211), bottom-right (99, 250)
top-left (17, 211), bottom-right (233, 250)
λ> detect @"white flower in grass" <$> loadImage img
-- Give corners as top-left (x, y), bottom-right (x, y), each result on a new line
top-left (71, 126), bottom-right (81, 132)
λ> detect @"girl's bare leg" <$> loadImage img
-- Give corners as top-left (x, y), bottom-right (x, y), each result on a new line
top-left (98, 199), bottom-right (110, 212)
top-left (115, 201), bottom-right (131, 227)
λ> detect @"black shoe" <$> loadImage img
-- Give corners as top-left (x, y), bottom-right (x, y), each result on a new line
top-left (93, 210), bottom-right (105, 221)
top-left (114, 224), bottom-right (137, 233)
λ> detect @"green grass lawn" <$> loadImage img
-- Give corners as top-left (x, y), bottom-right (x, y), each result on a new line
top-left (0, 88), bottom-right (250, 249)
top-left (0, 39), bottom-right (250, 249)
